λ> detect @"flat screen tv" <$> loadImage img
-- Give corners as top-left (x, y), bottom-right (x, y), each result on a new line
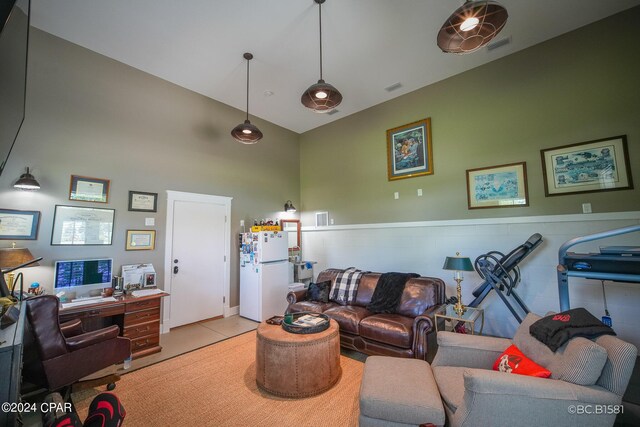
top-left (0, 0), bottom-right (30, 177)
top-left (54, 259), bottom-right (114, 294)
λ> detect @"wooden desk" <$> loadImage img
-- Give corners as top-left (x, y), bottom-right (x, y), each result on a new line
top-left (59, 293), bottom-right (168, 359)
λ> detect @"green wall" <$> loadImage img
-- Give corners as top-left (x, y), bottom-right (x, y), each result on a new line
top-left (299, 7), bottom-right (640, 226)
top-left (0, 28), bottom-right (300, 307)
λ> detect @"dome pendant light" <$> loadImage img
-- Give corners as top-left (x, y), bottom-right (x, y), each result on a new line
top-left (231, 53), bottom-right (263, 144)
top-left (437, 1), bottom-right (508, 54)
top-left (301, 0), bottom-right (342, 113)
top-left (13, 167), bottom-right (41, 190)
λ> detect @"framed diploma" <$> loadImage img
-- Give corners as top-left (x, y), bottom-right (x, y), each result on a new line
top-left (0, 209), bottom-right (41, 240)
top-left (51, 205), bottom-right (115, 245)
top-left (126, 229), bottom-right (156, 251)
top-left (69, 175), bottom-right (110, 203)
top-left (128, 191), bottom-right (158, 212)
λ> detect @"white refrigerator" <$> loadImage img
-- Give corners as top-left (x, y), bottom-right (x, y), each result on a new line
top-left (239, 230), bottom-right (290, 322)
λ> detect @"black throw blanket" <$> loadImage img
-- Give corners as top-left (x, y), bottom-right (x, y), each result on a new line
top-left (529, 308), bottom-right (616, 351)
top-left (367, 272), bottom-right (419, 314)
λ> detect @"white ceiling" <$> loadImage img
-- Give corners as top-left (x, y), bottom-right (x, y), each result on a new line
top-left (31, 0), bottom-right (640, 134)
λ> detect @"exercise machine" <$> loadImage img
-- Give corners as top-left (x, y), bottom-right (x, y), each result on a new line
top-left (467, 233), bottom-right (543, 323)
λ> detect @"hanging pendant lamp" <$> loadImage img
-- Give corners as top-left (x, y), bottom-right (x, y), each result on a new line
top-left (437, 1), bottom-right (508, 54)
top-left (301, 0), bottom-right (342, 113)
top-left (231, 53), bottom-right (263, 144)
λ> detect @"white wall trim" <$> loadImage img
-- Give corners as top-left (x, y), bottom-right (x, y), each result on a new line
top-left (224, 305), bottom-right (239, 317)
top-left (162, 190), bottom-right (233, 334)
top-left (301, 211), bottom-right (640, 232)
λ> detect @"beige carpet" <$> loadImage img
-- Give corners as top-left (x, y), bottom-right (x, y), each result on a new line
top-left (72, 331), bottom-right (364, 426)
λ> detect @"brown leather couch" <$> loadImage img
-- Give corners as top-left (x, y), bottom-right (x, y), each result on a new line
top-left (286, 268), bottom-right (446, 360)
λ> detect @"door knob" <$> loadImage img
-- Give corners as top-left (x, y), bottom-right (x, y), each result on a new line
top-left (173, 266), bottom-right (179, 274)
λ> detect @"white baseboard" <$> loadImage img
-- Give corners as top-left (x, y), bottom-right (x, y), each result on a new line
top-left (224, 305), bottom-right (239, 317)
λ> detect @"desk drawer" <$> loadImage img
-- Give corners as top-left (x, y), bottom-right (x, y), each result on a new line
top-left (124, 307), bottom-right (160, 326)
top-left (60, 303), bottom-right (125, 323)
top-left (123, 321), bottom-right (160, 339)
top-left (126, 298), bottom-right (160, 313)
top-left (131, 333), bottom-right (160, 353)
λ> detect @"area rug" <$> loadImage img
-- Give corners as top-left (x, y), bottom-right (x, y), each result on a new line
top-left (72, 331), bottom-right (363, 426)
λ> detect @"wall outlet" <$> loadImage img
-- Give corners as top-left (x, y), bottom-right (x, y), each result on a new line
top-left (145, 217), bottom-right (155, 226)
top-left (394, 192), bottom-right (399, 200)
top-left (240, 219), bottom-right (244, 227)
top-left (330, 218), bottom-right (334, 225)
top-left (582, 203), bottom-right (592, 214)
top-left (417, 189), bottom-right (423, 196)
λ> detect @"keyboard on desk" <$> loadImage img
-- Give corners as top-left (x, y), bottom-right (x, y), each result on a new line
top-left (61, 296), bottom-right (117, 309)
top-left (131, 288), bottom-right (166, 297)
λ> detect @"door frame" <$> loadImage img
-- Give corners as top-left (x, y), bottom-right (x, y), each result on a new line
top-left (162, 190), bottom-right (232, 333)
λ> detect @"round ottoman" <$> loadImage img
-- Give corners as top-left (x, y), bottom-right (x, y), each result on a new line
top-left (256, 319), bottom-right (341, 398)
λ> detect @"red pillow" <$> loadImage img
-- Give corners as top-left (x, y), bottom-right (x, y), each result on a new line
top-left (493, 344), bottom-right (551, 378)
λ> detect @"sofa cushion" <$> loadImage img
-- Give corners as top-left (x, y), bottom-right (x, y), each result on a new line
top-left (307, 280), bottom-right (331, 303)
top-left (432, 366), bottom-right (467, 412)
top-left (288, 301), bottom-right (338, 314)
top-left (514, 313), bottom-right (608, 385)
top-left (396, 278), bottom-right (439, 318)
top-left (354, 273), bottom-right (380, 307)
top-left (324, 305), bottom-right (371, 334)
top-left (359, 314), bottom-right (414, 349)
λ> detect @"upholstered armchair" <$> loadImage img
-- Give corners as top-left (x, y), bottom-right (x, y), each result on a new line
top-left (431, 313), bottom-right (637, 427)
top-left (23, 295), bottom-right (131, 392)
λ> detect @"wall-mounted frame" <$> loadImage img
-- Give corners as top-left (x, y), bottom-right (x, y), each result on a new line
top-left (0, 209), bottom-right (40, 240)
top-left (126, 229), bottom-right (156, 251)
top-left (51, 205), bottom-right (115, 245)
top-left (387, 118), bottom-right (433, 181)
top-left (69, 175), bottom-right (110, 203)
top-left (541, 135), bottom-right (633, 196)
top-left (466, 162), bottom-right (529, 209)
top-left (128, 191), bottom-right (158, 212)
top-left (281, 219), bottom-right (301, 250)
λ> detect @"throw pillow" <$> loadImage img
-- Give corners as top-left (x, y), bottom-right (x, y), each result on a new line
top-left (493, 344), bottom-right (552, 378)
top-left (307, 281), bottom-right (331, 303)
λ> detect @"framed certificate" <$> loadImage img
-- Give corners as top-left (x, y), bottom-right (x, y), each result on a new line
top-left (0, 209), bottom-right (40, 240)
top-left (51, 205), bottom-right (114, 245)
top-left (128, 191), bottom-right (158, 212)
top-left (69, 175), bottom-right (110, 203)
top-left (126, 229), bottom-right (156, 250)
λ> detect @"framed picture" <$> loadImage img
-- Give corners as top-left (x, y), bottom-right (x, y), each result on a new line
top-left (143, 272), bottom-right (156, 287)
top-left (386, 118), bottom-right (433, 181)
top-left (125, 229), bottom-right (156, 251)
top-left (128, 191), bottom-right (158, 212)
top-left (541, 135), bottom-right (633, 196)
top-left (466, 162), bottom-right (529, 209)
top-left (69, 175), bottom-right (110, 203)
top-left (51, 205), bottom-right (115, 245)
top-left (0, 209), bottom-right (40, 240)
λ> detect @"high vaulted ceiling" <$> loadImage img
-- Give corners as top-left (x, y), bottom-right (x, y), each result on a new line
top-left (31, 0), bottom-right (640, 134)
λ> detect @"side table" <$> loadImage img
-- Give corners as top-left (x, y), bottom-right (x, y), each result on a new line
top-left (435, 304), bottom-right (484, 335)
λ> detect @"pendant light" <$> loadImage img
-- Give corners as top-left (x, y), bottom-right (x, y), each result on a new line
top-left (437, 1), bottom-right (508, 54)
top-left (284, 200), bottom-right (296, 213)
top-left (301, 0), bottom-right (342, 113)
top-left (231, 53), bottom-right (263, 144)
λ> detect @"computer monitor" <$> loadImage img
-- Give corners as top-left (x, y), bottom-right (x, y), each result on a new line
top-left (54, 258), bottom-right (113, 296)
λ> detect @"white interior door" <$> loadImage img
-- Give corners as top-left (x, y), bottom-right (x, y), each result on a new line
top-left (169, 199), bottom-right (226, 328)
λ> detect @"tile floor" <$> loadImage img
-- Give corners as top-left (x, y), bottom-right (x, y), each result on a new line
top-left (115, 314), bottom-right (259, 373)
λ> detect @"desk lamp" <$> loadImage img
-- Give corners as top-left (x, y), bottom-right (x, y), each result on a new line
top-left (0, 243), bottom-right (42, 300)
top-left (443, 252), bottom-right (474, 316)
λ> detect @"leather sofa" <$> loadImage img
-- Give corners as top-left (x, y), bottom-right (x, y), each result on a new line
top-left (286, 268), bottom-right (446, 360)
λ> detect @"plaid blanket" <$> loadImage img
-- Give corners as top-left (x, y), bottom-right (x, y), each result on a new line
top-left (329, 267), bottom-right (366, 305)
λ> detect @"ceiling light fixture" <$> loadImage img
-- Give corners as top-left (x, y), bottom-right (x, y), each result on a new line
top-left (13, 167), bottom-right (41, 190)
top-left (437, 1), bottom-right (508, 54)
top-left (301, 0), bottom-right (342, 113)
top-left (231, 53), bottom-right (263, 144)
